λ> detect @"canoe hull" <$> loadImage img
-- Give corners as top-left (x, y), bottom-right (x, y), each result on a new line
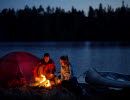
top-left (85, 67), bottom-right (130, 88)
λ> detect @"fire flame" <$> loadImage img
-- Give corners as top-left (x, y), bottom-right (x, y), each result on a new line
top-left (39, 75), bottom-right (51, 87)
top-left (31, 74), bottom-right (61, 87)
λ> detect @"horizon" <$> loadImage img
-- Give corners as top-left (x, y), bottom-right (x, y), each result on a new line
top-left (0, 0), bottom-right (130, 13)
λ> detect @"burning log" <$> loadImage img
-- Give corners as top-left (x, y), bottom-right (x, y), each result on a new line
top-left (29, 74), bottom-right (61, 89)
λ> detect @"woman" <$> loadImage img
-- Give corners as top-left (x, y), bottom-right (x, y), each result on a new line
top-left (60, 56), bottom-right (78, 86)
top-left (59, 56), bottom-right (82, 95)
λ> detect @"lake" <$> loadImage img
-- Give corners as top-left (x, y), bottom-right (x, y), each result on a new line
top-left (0, 41), bottom-right (130, 83)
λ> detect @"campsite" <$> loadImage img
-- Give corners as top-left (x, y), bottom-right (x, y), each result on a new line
top-left (0, 1), bottom-right (130, 99)
top-left (0, 52), bottom-right (130, 100)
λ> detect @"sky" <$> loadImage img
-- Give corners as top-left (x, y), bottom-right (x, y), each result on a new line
top-left (0, 0), bottom-right (130, 12)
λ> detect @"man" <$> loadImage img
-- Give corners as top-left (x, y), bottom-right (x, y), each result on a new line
top-left (32, 53), bottom-right (56, 80)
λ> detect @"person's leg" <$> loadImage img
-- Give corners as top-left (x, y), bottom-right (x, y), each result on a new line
top-left (67, 77), bottom-right (82, 95)
top-left (61, 80), bottom-right (71, 88)
top-left (70, 77), bottom-right (79, 87)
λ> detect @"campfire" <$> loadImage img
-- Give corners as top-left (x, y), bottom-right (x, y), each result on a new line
top-left (39, 75), bottom-right (51, 87)
top-left (30, 74), bottom-right (61, 88)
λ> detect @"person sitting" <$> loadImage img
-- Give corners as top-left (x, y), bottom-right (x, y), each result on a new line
top-left (32, 53), bottom-right (56, 81)
top-left (60, 56), bottom-right (78, 86)
top-left (59, 55), bottom-right (82, 95)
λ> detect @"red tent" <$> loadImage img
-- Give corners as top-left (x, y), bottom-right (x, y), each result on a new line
top-left (0, 52), bottom-right (40, 87)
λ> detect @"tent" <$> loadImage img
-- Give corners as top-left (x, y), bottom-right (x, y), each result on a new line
top-left (0, 52), bottom-right (40, 87)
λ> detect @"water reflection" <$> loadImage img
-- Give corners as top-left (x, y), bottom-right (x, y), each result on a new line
top-left (0, 42), bottom-right (130, 83)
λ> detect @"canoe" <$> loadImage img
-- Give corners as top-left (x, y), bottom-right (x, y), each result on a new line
top-left (85, 67), bottom-right (130, 89)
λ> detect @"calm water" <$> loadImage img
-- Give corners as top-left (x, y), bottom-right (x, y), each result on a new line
top-left (0, 42), bottom-right (130, 83)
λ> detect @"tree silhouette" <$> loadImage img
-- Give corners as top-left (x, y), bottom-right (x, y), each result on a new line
top-left (88, 6), bottom-right (95, 18)
top-left (0, 2), bottom-right (130, 41)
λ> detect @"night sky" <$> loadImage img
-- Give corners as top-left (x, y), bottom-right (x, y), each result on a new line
top-left (0, 0), bottom-right (130, 12)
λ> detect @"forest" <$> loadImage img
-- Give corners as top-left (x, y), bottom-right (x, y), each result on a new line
top-left (0, 1), bottom-right (130, 41)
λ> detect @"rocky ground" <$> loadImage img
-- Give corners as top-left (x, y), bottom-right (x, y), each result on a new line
top-left (0, 83), bottom-right (130, 100)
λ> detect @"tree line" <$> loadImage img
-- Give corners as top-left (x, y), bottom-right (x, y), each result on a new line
top-left (0, 1), bottom-right (130, 41)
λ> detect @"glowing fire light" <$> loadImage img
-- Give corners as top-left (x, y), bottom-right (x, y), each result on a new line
top-left (39, 75), bottom-right (51, 87)
top-left (40, 75), bottom-right (46, 83)
top-left (31, 74), bottom-right (61, 88)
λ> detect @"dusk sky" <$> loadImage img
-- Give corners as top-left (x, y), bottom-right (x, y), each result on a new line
top-left (0, 0), bottom-right (130, 12)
